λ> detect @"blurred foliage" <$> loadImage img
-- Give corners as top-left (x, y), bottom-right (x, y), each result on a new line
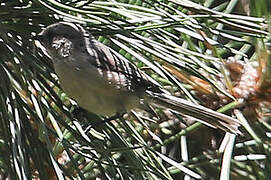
top-left (250, 0), bottom-right (271, 16)
top-left (0, 0), bottom-right (271, 179)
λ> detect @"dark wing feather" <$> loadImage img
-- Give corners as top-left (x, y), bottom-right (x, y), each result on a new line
top-left (86, 35), bottom-right (162, 94)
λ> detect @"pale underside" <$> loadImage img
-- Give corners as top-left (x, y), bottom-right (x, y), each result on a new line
top-left (54, 56), bottom-right (142, 115)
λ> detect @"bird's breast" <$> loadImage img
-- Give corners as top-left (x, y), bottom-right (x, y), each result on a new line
top-left (53, 57), bottom-right (141, 116)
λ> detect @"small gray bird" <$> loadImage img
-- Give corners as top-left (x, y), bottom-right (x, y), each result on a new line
top-left (34, 22), bottom-right (241, 134)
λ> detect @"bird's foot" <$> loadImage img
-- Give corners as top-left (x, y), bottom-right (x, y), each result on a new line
top-left (83, 112), bottom-right (125, 133)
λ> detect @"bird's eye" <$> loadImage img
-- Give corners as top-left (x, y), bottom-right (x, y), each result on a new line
top-left (47, 32), bottom-right (55, 41)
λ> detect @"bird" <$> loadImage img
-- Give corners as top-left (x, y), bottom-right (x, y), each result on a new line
top-left (34, 22), bottom-right (241, 134)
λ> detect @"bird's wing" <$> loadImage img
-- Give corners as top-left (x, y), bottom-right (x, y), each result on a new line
top-left (85, 37), bottom-right (162, 94)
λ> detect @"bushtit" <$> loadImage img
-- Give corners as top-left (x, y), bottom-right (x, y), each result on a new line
top-left (34, 22), bottom-right (240, 134)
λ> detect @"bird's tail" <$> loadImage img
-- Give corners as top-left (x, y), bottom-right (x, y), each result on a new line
top-left (146, 91), bottom-right (241, 134)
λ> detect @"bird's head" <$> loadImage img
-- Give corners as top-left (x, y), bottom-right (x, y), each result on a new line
top-left (34, 22), bottom-right (86, 58)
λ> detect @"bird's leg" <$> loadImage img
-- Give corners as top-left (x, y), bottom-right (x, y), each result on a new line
top-left (72, 106), bottom-right (88, 121)
top-left (83, 112), bottom-right (125, 133)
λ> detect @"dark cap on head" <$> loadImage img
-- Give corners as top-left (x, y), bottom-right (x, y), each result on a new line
top-left (33, 22), bottom-right (86, 47)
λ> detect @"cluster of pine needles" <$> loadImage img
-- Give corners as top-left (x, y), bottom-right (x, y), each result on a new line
top-left (0, 0), bottom-right (271, 179)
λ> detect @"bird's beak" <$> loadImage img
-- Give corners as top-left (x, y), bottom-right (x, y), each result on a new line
top-left (32, 34), bottom-right (45, 49)
top-left (32, 33), bottom-right (52, 58)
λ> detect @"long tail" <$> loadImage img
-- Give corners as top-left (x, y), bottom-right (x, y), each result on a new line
top-left (146, 91), bottom-right (241, 134)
